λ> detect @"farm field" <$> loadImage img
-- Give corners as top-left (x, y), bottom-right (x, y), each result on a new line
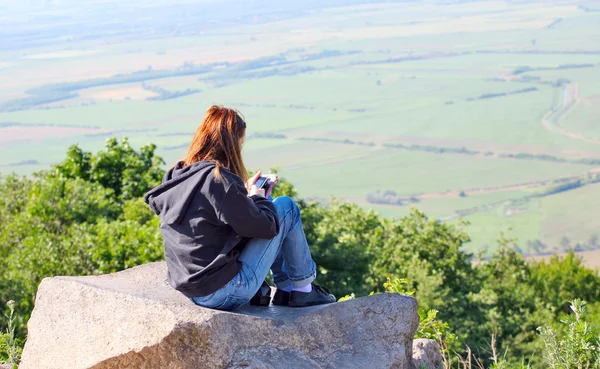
top-left (2, 0), bottom-right (600, 257)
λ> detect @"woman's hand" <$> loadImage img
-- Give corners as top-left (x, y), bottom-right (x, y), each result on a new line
top-left (246, 171), bottom-right (261, 190)
top-left (247, 171), bottom-right (266, 197)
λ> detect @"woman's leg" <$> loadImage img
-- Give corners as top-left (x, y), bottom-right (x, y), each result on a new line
top-left (268, 197), bottom-right (316, 290)
top-left (190, 196), bottom-right (316, 310)
top-left (236, 196), bottom-right (316, 301)
top-left (267, 197), bottom-right (335, 307)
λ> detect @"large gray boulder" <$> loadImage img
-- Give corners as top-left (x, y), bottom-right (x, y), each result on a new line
top-left (20, 262), bottom-right (432, 369)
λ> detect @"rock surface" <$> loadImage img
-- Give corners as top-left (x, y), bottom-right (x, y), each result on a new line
top-left (412, 339), bottom-right (444, 369)
top-left (20, 262), bottom-right (430, 369)
top-left (0, 364), bottom-right (16, 369)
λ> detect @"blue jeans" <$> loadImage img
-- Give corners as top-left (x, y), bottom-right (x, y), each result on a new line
top-left (190, 196), bottom-right (317, 310)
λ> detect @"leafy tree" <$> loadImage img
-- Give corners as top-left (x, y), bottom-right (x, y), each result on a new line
top-left (472, 240), bottom-right (549, 363)
top-left (530, 253), bottom-right (600, 316)
top-left (560, 236), bottom-right (571, 251)
top-left (55, 137), bottom-right (164, 201)
top-left (83, 217), bottom-right (163, 274)
top-left (0, 138), bottom-right (166, 337)
top-left (301, 200), bottom-right (380, 297)
top-left (369, 209), bottom-right (479, 348)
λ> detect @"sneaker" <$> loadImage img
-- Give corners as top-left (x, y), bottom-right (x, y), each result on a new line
top-left (271, 289), bottom-right (291, 306)
top-left (289, 284), bottom-right (336, 307)
top-left (249, 281), bottom-right (271, 306)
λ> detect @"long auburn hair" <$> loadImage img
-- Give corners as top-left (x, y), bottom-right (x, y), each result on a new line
top-left (183, 105), bottom-right (248, 182)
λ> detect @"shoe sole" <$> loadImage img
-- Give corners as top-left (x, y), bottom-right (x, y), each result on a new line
top-left (288, 300), bottom-right (335, 308)
top-left (272, 291), bottom-right (291, 306)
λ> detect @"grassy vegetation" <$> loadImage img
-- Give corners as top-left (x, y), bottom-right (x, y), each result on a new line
top-left (1, 0), bottom-right (600, 256)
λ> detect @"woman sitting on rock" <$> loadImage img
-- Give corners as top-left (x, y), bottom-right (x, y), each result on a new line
top-left (144, 105), bottom-right (335, 310)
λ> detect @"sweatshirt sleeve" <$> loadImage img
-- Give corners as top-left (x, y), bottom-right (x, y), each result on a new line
top-left (218, 180), bottom-right (280, 239)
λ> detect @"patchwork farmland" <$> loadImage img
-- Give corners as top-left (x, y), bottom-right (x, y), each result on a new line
top-left (2, 0), bottom-right (600, 257)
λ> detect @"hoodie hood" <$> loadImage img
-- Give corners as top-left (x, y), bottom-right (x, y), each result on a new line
top-left (144, 161), bottom-right (215, 225)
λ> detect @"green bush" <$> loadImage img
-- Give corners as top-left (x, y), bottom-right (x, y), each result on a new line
top-left (471, 239), bottom-right (548, 362)
top-left (0, 138), bottom-right (166, 337)
top-left (55, 137), bottom-right (164, 201)
top-left (530, 253), bottom-right (600, 316)
top-left (539, 299), bottom-right (600, 369)
top-left (300, 200), bottom-right (381, 297)
top-left (369, 210), bottom-right (478, 352)
top-left (383, 276), bottom-right (457, 351)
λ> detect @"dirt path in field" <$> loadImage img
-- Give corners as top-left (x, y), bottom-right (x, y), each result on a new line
top-left (541, 83), bottom-right (600, 145)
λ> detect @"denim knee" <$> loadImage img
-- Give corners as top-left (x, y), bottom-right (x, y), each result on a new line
top-left (273, 196), bottom-right (299, 219)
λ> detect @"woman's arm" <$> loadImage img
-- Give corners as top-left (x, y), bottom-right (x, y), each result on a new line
top-left (218, 180), bottom-right (279, 239)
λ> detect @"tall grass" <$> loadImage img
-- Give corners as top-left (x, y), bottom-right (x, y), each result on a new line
top-left (0, 300), bottom-right (22, 366)
top-left (538, 299), bottom-right (600, 369)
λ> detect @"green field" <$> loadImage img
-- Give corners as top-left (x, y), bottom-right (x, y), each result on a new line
top-left (2, 0), bottom-right (600, 256)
